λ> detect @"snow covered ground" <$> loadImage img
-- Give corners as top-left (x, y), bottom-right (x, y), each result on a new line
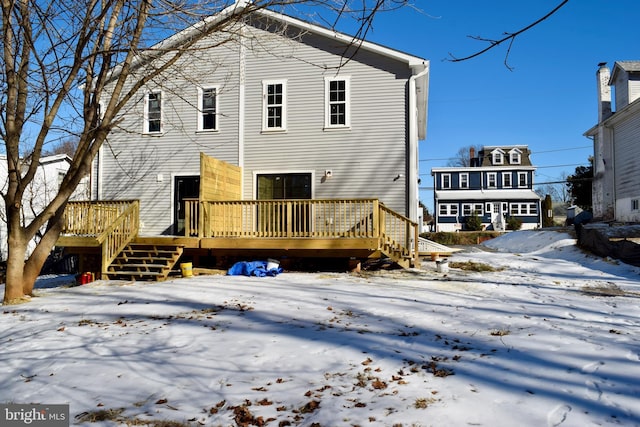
top-left (1, 230), bottom-right (639, 427)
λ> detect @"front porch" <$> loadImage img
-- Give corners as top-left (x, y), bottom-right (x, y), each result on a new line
top-left (56, 198), bottom-right (419, 280)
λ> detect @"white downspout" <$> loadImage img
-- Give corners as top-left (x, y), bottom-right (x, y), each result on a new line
top-left (408, 64), bottom-right (429, 223)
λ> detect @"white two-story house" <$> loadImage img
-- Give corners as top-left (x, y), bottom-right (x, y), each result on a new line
top-left (585, 61), bottom-right (640, 223)
top-left (431, 146), bottom-right (542, 232)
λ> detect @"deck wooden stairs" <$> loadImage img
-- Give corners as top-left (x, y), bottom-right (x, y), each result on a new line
top-left (105, 243), bottom-right (184, 281)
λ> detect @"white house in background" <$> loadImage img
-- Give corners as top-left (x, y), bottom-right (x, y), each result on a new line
top-left (585, 61), bottom-right (640, 223)
top-left (93, 2), bottom-right (429, 236)
top-left (431, 145), bottom-right (542, 232)
top-left (0, 154), bottom-right (89, 260)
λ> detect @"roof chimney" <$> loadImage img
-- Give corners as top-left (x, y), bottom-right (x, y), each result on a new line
top-left (469, 147), bottom-right (475, 166)
top-left (597, 62), bottom-right (612, 122)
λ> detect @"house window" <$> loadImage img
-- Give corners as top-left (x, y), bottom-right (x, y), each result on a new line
top-left (518, 172), bottom-right (528, 187)
top-left (632, 199), bottom-right (640, 211)
top-left (325, 77), bottom-right (350, 128)
top-left (460, 173), bottom-right (469, 189)
top-left (487, 172), bottom-right (497, 188)
top-left (441, 174), bottom-right (451, 189)
top-left (439, 203), bottom-right (458, 216)
top-left (492, 150), bottom-right (504, 165)
top-left (145, 91), bottom-right (162, 133)
top-left (510, 203), bottom-right (537, 215)
top-left (502, 172), bottom-right (512, 188)
top-left (473, 203), bottom-right (484, 215)
top-left (462, 204), bottom-right (472, 216)
top-left (198, 87), bottom-right (218, 131)
top-left (263, 80), bottom-right (286, 131)
top-left (510, 149), bottom-right (522, 164)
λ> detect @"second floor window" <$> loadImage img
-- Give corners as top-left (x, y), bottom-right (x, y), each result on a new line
top-left (502, 172), bottom-right (512, 188)
top-left (198, 87), bottom-right (218, 131)
top-left (518, 172), bottom-right (528, 187)
top-left (460, 173), bottom-right (469, 189)
top-left (487, 172), bottom-right (497, 188)
top-left (325, 77), bottom-right (350, 128)
top-left (145, 92), bottom-right (162, 133)
top-left (442, 174), bottom-right (451, 189)
top-left (263, 80), bottom-right (286, 131)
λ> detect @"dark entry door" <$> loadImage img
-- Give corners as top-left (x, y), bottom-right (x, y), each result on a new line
top-left (256, 173), bottom-right (311, 234)
top-left (174, 176), bottom-right (200, 235)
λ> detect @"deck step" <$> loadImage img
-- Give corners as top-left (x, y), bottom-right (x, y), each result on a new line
top-left (106, 243), bottom-right (184, 281)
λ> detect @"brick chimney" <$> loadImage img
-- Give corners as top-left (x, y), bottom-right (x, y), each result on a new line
top-left (597, 62), bottom-right (612, 122)
top-left (469, 147), bottom-right (475, 166)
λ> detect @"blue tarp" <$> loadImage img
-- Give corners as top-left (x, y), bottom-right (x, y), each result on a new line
top-left (227, 260), bottom-right (283, 277)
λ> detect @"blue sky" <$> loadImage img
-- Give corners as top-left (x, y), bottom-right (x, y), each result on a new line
top-left (357, 0), bottom-right (639, 212)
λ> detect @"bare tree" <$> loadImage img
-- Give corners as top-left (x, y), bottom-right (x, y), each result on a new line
top-left (1, 0), bottom-right (409, 304)
top-left (447, 145), bottom-right (482, 167)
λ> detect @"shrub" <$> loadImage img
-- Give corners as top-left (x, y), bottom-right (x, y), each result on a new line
top-left (506, 216), bottom-right (522, 230)
top-left (465, 213), bottom-right (483, 231)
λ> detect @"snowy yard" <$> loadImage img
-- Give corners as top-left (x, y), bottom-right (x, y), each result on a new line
top-left (1, 230), bottom-right (639, 426)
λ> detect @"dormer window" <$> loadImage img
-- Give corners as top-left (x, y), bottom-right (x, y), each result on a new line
top-left (509, 148), bottom-right (522, 165)
top-left (492, 149), bottom-right (504, 165)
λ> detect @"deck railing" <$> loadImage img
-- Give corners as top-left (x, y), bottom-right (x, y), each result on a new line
top-left (62, 200), bottom-right (140, 274)
top-left (185, 198), bottom-right (418, 266)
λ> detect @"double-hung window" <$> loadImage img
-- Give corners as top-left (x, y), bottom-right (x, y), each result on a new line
top-left (263, 80), bottom-right (286, 131)
top-left (487, 172), bottom-right (497, 188)
top-left (145, 91), bottom-right (162, 134)
top-left (518, 172), bottom-right (528, 188)
top-left (460, 173), bottom-right (469, 189)
top-left (441, 174), bottom-right (451, 189)
top-left (502, 172), bottom-right (512, 188)
top-left (198, 87), bottom-right (218, 131)
top-left (325, 77), bottom-right (350, 128)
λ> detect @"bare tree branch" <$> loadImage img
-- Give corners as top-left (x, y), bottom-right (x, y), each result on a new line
top-left (447, 0), bottom-right (569, 70)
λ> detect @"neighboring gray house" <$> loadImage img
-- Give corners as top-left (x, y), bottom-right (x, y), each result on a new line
top-left (93, 3), bottom-right (429, 236)
top-left (585, 61), bottom-right (640, 223)
top-left (431, 146), bottom-right (542, 232)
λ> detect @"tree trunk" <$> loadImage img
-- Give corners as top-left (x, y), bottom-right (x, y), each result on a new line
top-left (3, 233), bottom-right (30, 304)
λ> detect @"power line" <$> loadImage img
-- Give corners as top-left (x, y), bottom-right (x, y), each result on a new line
top-left (420, 145), bottom-right (592, 163)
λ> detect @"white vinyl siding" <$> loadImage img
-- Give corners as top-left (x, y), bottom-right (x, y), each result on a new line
top-left (325, 77), bottom-right (350, 128)
top-left (262, 80), bottom-right (287, 131)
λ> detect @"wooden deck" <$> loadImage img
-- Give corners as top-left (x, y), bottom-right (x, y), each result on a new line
top-left (57, 199), bottom-right (419, 277)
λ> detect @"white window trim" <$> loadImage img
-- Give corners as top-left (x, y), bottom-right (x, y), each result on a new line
top-left (473, 203), bottom-right (484, 215)
top-left (487, 172), bottom-right (497, 188)
top-left (438, 203), bottom-right (458, 217)
top-left (144, 90), bottom-right (164, 134)
top-left (262, 79), bottom-right (287, 132)
top-left (460, 172), bottom-right (469, 189)
top-left (441, 173), bottom-right (451, 189)
top-left (324, 76), bottom-right (351, 129)
top-left (518, 172), bottom-right (528, 188)
top-left (197, 86), bottom-right (220, 132)
top-left (492, 149), bottom-right (504, 165)
top-left (462, 203), bottom-right (473, 216)
top-left (509, 148), bottom-right (522, 165)
top-left (502, 172), bottom-right (512, 188)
